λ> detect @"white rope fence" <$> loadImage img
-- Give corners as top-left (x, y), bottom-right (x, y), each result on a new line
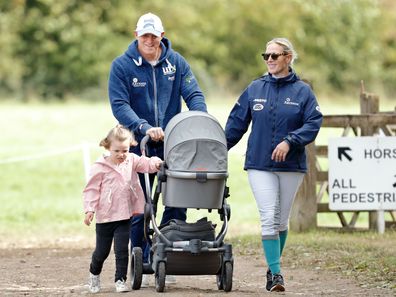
top-left (0, 142), bottom-right (94, 182)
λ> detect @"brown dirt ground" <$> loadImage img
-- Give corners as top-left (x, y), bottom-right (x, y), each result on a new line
top-left (0, 245), bottom-right (394, 297)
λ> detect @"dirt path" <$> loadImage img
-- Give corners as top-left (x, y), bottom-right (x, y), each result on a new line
top-left (0, 247), bottom-right (393, 297)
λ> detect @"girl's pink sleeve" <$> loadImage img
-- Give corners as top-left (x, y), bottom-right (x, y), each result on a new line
top-left (132, 154), bottom-right (162, 173)
top-left (82, 165), bottom-right (103, 213)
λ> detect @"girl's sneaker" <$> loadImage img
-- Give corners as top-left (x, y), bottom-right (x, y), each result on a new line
top-left (141, 274), bottom-right (150, 287)
top-left (165, 275), bottom-right (176, 284)
top-left (115, 279), bottom-right (129, 292)
top-left (88, 273), bottom-right (100, 293)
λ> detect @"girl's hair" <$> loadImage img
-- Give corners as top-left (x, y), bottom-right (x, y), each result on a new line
top-left (266, 37), bottom-right (298, 66)
top-left (99, 124), bottom-right (137, 149)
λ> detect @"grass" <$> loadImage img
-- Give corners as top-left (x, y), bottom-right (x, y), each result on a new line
top-left (231, 230), bottom-right (396, 291)
top-left (0, 97), bottom-right (395, 242)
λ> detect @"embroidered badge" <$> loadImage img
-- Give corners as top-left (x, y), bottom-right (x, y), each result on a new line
top-left (132, 78), bottom-right (146, 87)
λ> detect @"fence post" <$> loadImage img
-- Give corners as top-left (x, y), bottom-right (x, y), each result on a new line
top-left (290, 142), bottom-right (317, 231)
top-left (360, 84), bottom-right (382, 231)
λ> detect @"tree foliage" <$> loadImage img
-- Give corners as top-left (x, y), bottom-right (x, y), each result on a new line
top-left (0, 0), bottom-right (395, 99)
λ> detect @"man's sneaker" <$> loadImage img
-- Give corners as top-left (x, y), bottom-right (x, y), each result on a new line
top-left (266, 268), bottom-right (273, 291)
top-left (141, 274), bottom-right (150, 288)
top-left (270, 273), bottom-right (285, 292)
top-left (88, 273), bottom-right (100, 293)
top-left (115, 279), bottom-right (129, 292)
top-left (165, 275), bottom-right (177, 284)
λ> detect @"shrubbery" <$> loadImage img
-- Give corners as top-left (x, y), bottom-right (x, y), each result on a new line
top-left (1, 0), bottom-right (395, 99)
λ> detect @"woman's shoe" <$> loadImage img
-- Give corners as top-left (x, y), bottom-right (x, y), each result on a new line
top-left (266, 268), bottom-right (272, 291)
top-left (270, 273), bottom-right (285, 292)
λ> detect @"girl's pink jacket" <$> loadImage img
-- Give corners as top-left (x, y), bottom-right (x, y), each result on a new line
top-left (83, 153), bottom-right (161, 223)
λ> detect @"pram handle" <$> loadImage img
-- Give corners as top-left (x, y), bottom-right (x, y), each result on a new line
top-left (140, 135), bottom-right (151, 156)
top-left (139, 135), bottom-right (173, 246)
top-left (166, 170), bottom-right (228, 179)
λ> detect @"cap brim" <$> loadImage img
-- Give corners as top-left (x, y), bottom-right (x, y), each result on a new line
top-left (136, 28), bottom-right (162, 37)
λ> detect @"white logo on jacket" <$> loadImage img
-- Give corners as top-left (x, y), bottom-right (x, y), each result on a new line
top-left (253, 103), bottom-right (264, 111)
top-left (132, 78), bottom-right (146, 87)
top-left (133, 57), bottom-right (142, 66)
top-left (284, 97), bottom-right (299, 106)
top-left (253, 98), bottom-right (267, 103)
top-left (162, 59), bottom-right (176, 75)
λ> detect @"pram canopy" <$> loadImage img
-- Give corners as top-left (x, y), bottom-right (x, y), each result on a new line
top-left (164, 111), bottom-right (227, 172)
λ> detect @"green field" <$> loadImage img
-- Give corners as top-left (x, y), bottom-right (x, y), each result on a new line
top-left (0, 97), bottom-right (395, 246)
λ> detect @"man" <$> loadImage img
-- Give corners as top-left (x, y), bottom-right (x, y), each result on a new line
top-left (108, 12), bottom-right (207, 285)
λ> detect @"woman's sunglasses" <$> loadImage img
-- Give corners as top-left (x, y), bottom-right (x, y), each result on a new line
top-left (261, 52), bottom-right (288, 61)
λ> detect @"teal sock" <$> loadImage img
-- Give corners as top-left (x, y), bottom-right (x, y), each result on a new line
top-left (279, 230), bottom-right (288, 256)
top-left (262, 239), bottom-right (281, 274)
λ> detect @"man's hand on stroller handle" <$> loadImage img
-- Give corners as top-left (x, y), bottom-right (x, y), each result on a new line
top-left (146, 127), bottom-right (164, 142)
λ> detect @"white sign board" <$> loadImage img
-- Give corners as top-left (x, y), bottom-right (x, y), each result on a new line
top-left (328, 136), bottom-right (396, 211)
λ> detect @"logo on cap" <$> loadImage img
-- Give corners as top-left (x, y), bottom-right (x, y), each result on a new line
top-left (136, 13), bottom-right (164, 37)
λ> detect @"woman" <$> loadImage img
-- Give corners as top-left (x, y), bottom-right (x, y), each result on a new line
top-left (225, 38), bottom-right (322, 292)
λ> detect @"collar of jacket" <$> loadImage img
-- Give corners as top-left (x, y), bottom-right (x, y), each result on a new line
top-left (262, 67), bottom-right (299, 84)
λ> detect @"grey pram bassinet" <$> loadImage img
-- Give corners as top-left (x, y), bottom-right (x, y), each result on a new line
top-left (163, 111), bottom-right (228, 209)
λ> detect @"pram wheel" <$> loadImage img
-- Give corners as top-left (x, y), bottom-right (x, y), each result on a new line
top-left (130, 247), bottom-right (143, 290)
top-left (216, 273), bottom-right (224, 290)
top-left (155, 261), bottom-right (166, 292)
top-left (217, 261), bottom-right (233, 292)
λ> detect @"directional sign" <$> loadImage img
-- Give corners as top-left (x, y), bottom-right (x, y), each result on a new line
top-left (328, 136), bottom-right (396, 211)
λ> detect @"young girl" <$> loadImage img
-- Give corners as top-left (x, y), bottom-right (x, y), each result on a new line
top-left (83, 125), bottom-right (162, 293)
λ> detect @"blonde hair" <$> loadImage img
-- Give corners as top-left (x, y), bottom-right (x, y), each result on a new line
top-left (99, 124), bottom-right (137, 149)
top-left (266, 37), bottom-right (298, 66)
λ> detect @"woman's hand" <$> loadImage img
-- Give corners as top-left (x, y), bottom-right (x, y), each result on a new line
top-left (271, 141), bottom-right (290, 162)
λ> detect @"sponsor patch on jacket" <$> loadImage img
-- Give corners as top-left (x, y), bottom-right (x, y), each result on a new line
top-left (162, 59), bottom-right (176, 75)
top-left (185, 74), bottom-right (194, 84)
top-left (132, 78), bottom-right (146, 87)
top-left (284, 97), bottom-right (299, 106)
top-left (253, 98), bottom-right (267, 103)
top-left (316, 105), bottom-right (321, 112)
top-left (253, 103), bottom-right (264, 111)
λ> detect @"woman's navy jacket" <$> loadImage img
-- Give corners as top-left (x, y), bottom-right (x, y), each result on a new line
top-left (225, 70), bottom-right (323, 173)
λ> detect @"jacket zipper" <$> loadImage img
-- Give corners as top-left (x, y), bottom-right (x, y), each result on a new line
top-left (152, 66), bottom-right (159, 126)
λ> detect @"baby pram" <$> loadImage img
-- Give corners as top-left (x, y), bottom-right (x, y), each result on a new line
top-left (130, 111), bottom-right (233, 292)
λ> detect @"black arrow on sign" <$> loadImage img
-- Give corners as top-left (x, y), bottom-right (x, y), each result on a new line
top-left (338, 147), bottom-right (352, 161)
top-left (393, 175), bottom-right (396, 188)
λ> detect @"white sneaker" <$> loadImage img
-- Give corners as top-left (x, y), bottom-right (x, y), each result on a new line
top-left (165, 275), bottom-right (177, 284)
top-left (115, 279), bottom-right (129, 292)
top-left (141, 274), bottom-right (150, 288)
top-left (88, 273), bottom-right (100, 293)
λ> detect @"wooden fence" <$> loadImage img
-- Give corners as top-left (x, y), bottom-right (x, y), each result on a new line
top-left (290, 88), bottom-right (396, 232)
